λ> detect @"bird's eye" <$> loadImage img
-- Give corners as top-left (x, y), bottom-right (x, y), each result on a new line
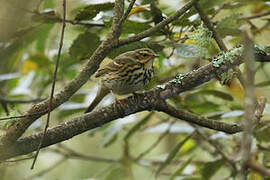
top-left (142, 53), bottom-right (148, 57)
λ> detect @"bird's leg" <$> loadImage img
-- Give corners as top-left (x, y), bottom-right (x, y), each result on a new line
top-left (110, 90), bottom-right (121, 105)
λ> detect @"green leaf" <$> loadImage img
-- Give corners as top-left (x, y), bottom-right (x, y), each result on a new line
top-left (182, 177), bottom-right (202, 180)
top-left (255, 124), bottom-right (270, 142)
top-left (105, 167), bottom-right (130, 180)
top-left (123, 20), bottom-right (153, 34)
top-left (74, 2), bottom-right (114, 21)
top-left (172, 9), bottom-right (199, 27)
top-left (69, 31), bottom-right (101, 60)
top-left (176, 44), bottom-right (206, 58)
top-left (199, 0), bottom-right (225, 12)
top-left (57, 53), bottom-right (79, 79)
top-left (69, 93), bottom-right (86, 103)
top-left (102, 122), bottom-right (123, 147)
top-left (200, 159), bottom-right (224, 180)
top-left (108, 41), bottom-right (164, 59)
top-left (156, 134), bottom-right (193, 176)
top-left (170, 157), bottom-right (193, 180)
top-left (216, 14), bottom-right (242, 38)
top-left (124, 112), bottom-right (154, 141)
top-left (0, 26), bottom-right (45, 72)
top-left (191, 101), bottom-right (220, 114)
top-left (58, 109), bottom-right (83, 119)
top-left (105, 19), bottom-right (153, 35)
top-left (36, 24), bottom-right (54, 52)
top-left (150, 2), bottom-right (164, 24)
top-left (31, 10), bottom-right (59, 23)
top-left (28, 53), bottom-right (52, 68)
top-left (43, 0), bottom-right (54, 8)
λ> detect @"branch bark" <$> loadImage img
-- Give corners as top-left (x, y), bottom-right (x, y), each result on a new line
top-left (0, 46), bottom-right (246, 161)
top-left (156, 103), bottom-right (242, 134)
top-left (0, 0), bottom-right (196, 145)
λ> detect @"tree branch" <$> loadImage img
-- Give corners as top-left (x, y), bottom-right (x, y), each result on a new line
top-left (156, 102), bottom-right (242, 134)
top-left (0, 0), bottom-right (125, 145)
top-left (194, 1), bottom-right (227, 51)
top-left (0, 45), bottom-right (248, 161)
top-left (194, 0), bottom-right (246, 89)
top-left (0, 0), bottom-right (195, 145)
top-left (117, 0), bottom-right (197, 47)
top-left (247, 160), bottom-right (270, 177)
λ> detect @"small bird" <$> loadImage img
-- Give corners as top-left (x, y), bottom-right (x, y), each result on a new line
top-left (85, 48), bottom-right (158, 113)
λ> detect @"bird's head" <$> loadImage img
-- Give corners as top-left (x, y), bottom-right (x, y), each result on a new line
top-left (132, 48), bottom-right (159, 64)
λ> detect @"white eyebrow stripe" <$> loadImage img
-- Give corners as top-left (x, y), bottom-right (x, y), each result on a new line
top-left (140, 51), bottom-right (150, 54)
top-left (113, 61), bottom-right (121, 66)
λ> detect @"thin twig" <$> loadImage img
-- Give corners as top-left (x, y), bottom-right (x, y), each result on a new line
top-left (117, 0), bottom-right (196, 46)
top-left (31, 0), bottom-right (66, 170)
top-left (194, 1), bottom-right (246, 87)
top-left (12, 5), bottom-right (105, 27)
top-left (194, 1), bottom-right (227, 51)
top-left (1, 156), bottom-right (34, 163)
top-left (257, 144), bottom-right (270, 152)
top-left (239, 11), bottom-right (270, 21)
top-left (195, 128), bottom-right (237, 172)
top-left (0, 111), bottom-right (48, 121)
top-left (0, 43), bottom-right (250, 161)
top-left (0, 97), bottom-right (45, 104)
top-left (247, 160), bottom-right (270, 177)
top-left (120, 0), bottom-right (136, 24)
top-left (0, 0), bottom-right (196, 145)
top-left (56, 144), bottom-right (119, 163)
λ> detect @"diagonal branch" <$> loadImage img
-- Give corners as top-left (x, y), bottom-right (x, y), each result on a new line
top-left (0, 45), bottom-right (249, 161)
top-left (156, 102), bottom-right (242, 134)
top-left (194, 1), bottom-right (227, 51)
top-left (117, 0), bottom-right (197, 47)
top-left (0, 0), bottom-right (125, 145)
top-left (0, 0), bottom-right (195, 145)
top-left (120, 0), bottom-right (136, 24)
top-left (194, 0), bottom-right (246, 88)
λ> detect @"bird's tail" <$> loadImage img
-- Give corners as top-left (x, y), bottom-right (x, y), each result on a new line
top-left (85, 85), bottom-right (110, 113)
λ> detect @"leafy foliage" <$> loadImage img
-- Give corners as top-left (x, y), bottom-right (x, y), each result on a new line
top-left (200, 159), bottom-right (225, 179)
top-left (216, 14), bottom-right (242, 38)
top-left (156, 134), bottom-right (193, 176)
top-left (69, 31), bottom-right (101, 60)
top-left (74, 2), bottom-right (114, 21)
top-left (1, 0), bottom-right (270, 179)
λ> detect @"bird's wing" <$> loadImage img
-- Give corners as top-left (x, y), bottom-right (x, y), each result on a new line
top-left (95, 56), bottom-right (139, 78)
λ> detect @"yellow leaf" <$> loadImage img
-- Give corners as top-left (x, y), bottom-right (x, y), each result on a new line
top-left (128, 6), bottom-right (150, 17)
top-left (22, 59), bottom-right (38, 74)
top-left (153, 58), bottom-right (160, 69)
top-left (226, 78), bottom-right (244, 100)
top-left (184, 39), bottom-right (198, 45)
top-left (179, 137), bottom-right (195, 153)
top-left (227, 79), bottom-right (263, 101)
top-left (248, 171), bottom-right (262, 180)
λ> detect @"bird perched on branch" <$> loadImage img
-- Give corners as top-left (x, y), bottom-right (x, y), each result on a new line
top-left (85, 48), bottom-right (158, 113)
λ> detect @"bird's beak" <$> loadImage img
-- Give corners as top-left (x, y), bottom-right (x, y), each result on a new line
top-left (153, 54), bottom-right (159, 58)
